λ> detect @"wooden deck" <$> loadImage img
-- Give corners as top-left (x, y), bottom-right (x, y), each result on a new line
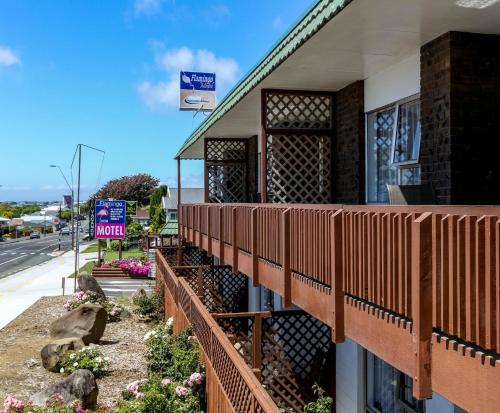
top-left (178, 203), bottom-right (500, 412)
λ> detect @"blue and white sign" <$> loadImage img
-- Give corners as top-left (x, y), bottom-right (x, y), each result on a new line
top-left (179, 71), bottom-right (216, 111)
top-left (95, 199), bottom-right (126, 239)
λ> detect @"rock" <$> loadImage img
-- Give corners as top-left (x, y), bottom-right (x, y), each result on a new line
top-left (41, 337), bottom-right (85, 372)
top-left (50, 304), bottom-right (107, 345)
top-left (77, 272), bottom-right (106, 299)
top-left (132, 288), bottom-right (147, 300)
top-left (31, 369), bottom-right (98, 409)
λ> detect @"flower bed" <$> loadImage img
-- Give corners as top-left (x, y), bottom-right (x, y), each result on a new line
top-left (63, 291), bottom-right (124, 323)
top-left (109, 258), bottom-right (151, 277)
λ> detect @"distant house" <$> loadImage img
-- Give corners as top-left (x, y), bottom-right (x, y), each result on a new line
top-left (132, 209), bottom-right (150, 227)
top-left (161, 188), bottom-right (204, 221)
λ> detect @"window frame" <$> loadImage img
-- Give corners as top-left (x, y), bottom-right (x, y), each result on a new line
top-left (364, 94), bottom-right (420, 204)
top-left (390, 95), bottom-right (421, 167)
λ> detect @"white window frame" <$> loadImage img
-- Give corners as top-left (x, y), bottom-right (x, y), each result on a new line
top-left (390, 97), bottom-right (421, 167)
top-left (365, 94), bottom-right (421, 204)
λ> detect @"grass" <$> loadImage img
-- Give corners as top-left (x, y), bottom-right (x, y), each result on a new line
top-left (68, 261), bottom-right (94, 278)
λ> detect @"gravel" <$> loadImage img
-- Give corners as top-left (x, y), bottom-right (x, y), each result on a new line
top-left (0, 295), bottom-right (151, 404)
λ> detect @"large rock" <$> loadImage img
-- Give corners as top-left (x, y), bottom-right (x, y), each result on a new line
top-left (77, 272), bottom-right (106, 299)
top-left (31, 369), bottom-right (98, 409)
top-left (50, 304), bottom-right (107, 345)
top-left (41, 337), bottom-right (85, 372)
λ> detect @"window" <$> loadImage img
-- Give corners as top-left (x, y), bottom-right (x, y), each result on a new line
top-left (168, 212), bottom-right (177, 220)
top-left (366, 353), bottom-right (425, 413)
top-left (366, 97), bottom-right (421, 204)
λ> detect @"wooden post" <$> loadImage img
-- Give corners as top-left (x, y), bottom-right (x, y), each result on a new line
top-left (197, 266), bottom-right (204, 302)
top-left (177, 158), bottom-right (183, 266)
top-left (118, 239), bottom-right (123, 259)
top-left (260, 90), bottom-right (268, 203)
top-left (411, 212), bottom-right (433, 399)
top-left (331, 210), bottom-right (345, 343)
top-left (252, 314), bottom-right (262, 381)
top-left (232, 207), bottom-right (238, 272)
top-left (97, 240), bottom-right (102, 267)
top-left (207, 206), bottom-right (212, 256)
top-left (281, 208), bottom-right (291, 308)
top-left (198, 206), bottom-right (202, 248)
top-left (251, 207), bottom-right (259, 286)
top-left (219, 207), bottom-right (225, 264)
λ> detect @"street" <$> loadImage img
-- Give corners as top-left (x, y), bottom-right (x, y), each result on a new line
top-left (0, 234), bottom-right (72, 279)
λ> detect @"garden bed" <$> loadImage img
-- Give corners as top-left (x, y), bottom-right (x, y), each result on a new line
top-left (0, 295), bottom-right (149, 404)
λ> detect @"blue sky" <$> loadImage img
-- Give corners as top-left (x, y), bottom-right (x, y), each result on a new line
top-left (0, 0), bottom-right (312, 202)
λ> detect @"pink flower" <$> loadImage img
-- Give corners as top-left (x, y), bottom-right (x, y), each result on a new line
top-left (126, 381), bottom-right (140, 393)
top-left (3, 396), bottom-right (25, 411)
top-left (134, 392), bottom-right (144, 400)
top-left (161, 378), bottom-right (171, 386)
top-left (189, 372), bottom-right (203, 385)
top-left (175, 386), bottom-right (189, 398)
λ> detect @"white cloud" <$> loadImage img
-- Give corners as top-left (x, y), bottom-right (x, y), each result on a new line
top-left (137, 46), bottom-right (238, 110)
top-left (134, 0), bottom-right (163, 16)
top-left (0, 46), bottom-right (20, 66)
top-left (272, 16), bottom-right (285, 31)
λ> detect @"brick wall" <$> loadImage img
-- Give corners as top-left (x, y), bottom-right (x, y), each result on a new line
top-left (421, 31), bottom-right (500, 204)
top-left (334, 80), bottom-right (365, 204)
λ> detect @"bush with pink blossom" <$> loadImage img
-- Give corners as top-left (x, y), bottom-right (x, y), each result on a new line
top-left (110, 258), bottom-right (151, 277)
top-left (0, 394), bottom-right (115, 413)
top-left (63, 292), bottom-right (125, 323)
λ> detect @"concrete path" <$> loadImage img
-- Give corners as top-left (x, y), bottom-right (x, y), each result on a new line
top-left (97, 277), bottom-right (155, 298)
top-left (0, 248), bottom-right (98, 329)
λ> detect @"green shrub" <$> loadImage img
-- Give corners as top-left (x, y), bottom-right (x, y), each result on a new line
top-left (59, 346), bottom-right (109, 377)
top-left (132, 291), bottom-right (163, 320)
top-left (109, 240), bottom-right (120, 251)
top-left (303, 384), bottom-right (333, 413)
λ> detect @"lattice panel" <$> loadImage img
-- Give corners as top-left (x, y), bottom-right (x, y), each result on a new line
top-left (205, 139), bottom-right (248, 203)
top-left (215, 311), bottom-right (333, 413)
top-left (267, 134), bottom-right (332, 203)
top-left (218, 316), bottom-right (255, 367)
top-left (175, 266), bottom-right (248, 314)
top-left (261, 312), bottom-right (332, 411)
top-left (265, 92), bottom-right (332, 130)
top-left (206, 139), bottom-right (247, 162)
top-left (207, 164), bottom-right (247, 203)
top-left (161, 245), bottom-right (212, 267)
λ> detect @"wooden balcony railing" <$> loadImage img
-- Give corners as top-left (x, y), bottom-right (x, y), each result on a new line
top-left (156, 250), bottom-right (280, 413)
top-left (179, 203), bottom-right (500, 403)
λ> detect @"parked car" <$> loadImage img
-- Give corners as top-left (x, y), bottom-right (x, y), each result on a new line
top-left (60, 227), bottom-right (71, 235)
top-left (30, 231), bottom-right (41, 239)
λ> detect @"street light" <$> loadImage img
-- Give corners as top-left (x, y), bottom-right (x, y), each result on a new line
top-left (50, 165), bottom-right (75, 250)
top-left (71, 144), bottom-right (105, 293)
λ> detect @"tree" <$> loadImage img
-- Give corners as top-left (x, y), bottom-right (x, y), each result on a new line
top-left (149, 185), bottom-right (168, 231)
top-left (91, 174), bottom-right (159, 206)
top-left (59, 210), bottom-right (72, 220)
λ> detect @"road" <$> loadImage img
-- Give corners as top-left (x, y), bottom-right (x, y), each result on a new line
top-left (0, 235), bottom-right (73, 279)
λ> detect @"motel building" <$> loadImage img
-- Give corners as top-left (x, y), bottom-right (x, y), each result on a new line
top-left (155, 1), bottom-right (500, 412)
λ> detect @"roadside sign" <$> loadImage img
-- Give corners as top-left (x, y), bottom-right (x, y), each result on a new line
top-left (126, 200), bottom-right (138, 216)
top-left (11, 218), bottom-right (24, 226)
top-left (88, 199), bottom-right (95, 239)
top-left (95, 199), bottom-right (126, 239)
top-left (63, 194), bottom-right (72, 209)
top-left (179, 71), bottom-right (216, 111)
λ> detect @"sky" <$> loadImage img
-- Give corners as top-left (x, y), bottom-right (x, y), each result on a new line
top-left (0, 0), bottom-right (313, 202)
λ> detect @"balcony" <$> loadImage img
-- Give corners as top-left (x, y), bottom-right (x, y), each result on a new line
top-left (177, 203), bottom-right (500, 411)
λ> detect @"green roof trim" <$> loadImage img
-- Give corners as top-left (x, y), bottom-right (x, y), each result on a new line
top-left (175, 0), bottom-right (351, 159)
top-left (159, 220), bottom-right (178, 236)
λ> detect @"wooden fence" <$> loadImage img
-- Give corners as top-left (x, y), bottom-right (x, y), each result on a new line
top-left (156, 250), bottom-right (280, 413)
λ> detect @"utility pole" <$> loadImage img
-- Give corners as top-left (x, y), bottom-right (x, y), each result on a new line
top-left (70, 144), bottom-right (105, 292)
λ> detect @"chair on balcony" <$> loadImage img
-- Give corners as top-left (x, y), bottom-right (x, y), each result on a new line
top-left (386, 183), bottom-right (436, 205)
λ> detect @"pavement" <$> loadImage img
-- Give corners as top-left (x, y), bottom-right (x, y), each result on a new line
top-left (0, 247), bottom-right (98, 329)
top-left (97, 277), bottom-right (155, 298)
top-left (0, 235), bottom-right (73, 280)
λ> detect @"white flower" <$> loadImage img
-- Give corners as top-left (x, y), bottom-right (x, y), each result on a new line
top-left (73, 362), bottom-right (78, 367)
top-left (166, 317), bottom-right (174, 327)
top-left (143, 330), bottom-right (156, 341)
top-left (104, 356), bottom-right (110, 362)
top-left (69, 353), bottom-right (76, 359)
top-left (60, 368), bottom-right (65, 373)
top-left (96, 357), bottom-right (102, 363)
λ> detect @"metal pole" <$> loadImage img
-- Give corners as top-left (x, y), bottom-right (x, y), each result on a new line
top-left (75, 144), bottom-right (81, 292)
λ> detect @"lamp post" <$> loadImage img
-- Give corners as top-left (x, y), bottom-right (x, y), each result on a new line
top-left (70, 144), bottom-right (105, 293)
top-left (50, 165), bottom-right (75, 250)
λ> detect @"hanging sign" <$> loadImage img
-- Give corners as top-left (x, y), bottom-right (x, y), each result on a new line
top-left (126, 200), bottom-right (138, 216)
top-left (179, 71), bottom-right (216, 111)
top-left (95, 199), bottom-right (126, 239)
